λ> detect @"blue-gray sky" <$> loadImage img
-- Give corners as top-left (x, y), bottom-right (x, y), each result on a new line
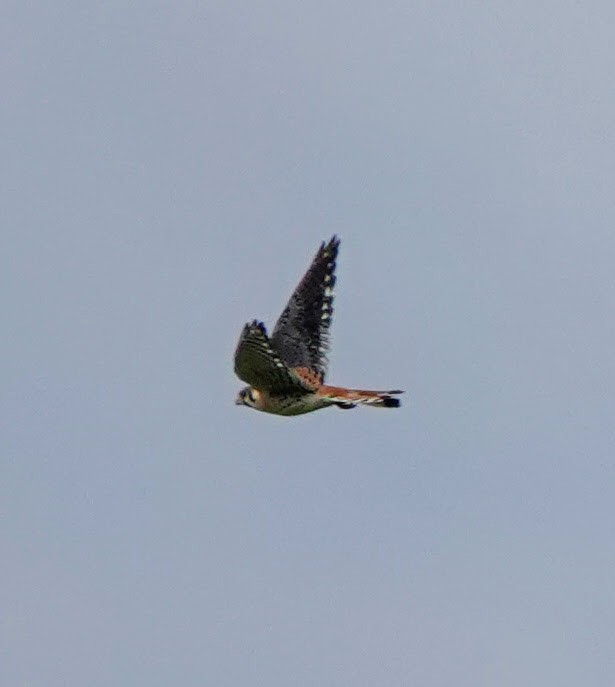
top-left (3, 2), bottom-right (615, 685)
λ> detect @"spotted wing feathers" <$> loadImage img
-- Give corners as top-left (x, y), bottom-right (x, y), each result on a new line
top-left (233, 320), bottom-right (314, 394)
top-left (271, 236), bottom-right (339, 381)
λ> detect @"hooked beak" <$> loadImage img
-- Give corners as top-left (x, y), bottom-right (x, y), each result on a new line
top-left (235, 394), bottom-right (244, 405)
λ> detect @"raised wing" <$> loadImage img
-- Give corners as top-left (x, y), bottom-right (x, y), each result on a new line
top-left (271, 236), bottom-right (339, 381)
top-left (233, 320), bottom-right (314, 395)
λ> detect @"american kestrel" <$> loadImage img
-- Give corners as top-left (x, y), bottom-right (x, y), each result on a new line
top-left (234, 236), bottom-right (403, 416)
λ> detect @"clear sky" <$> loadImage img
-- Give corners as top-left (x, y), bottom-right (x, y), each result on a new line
top-left (3, 2), bottom-right (615, 685)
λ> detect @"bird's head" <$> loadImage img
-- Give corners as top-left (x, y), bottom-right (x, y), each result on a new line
top-left (235, 386), bottom-right (261, 409)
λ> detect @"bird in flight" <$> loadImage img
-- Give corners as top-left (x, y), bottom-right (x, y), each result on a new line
top-left (234, 236), bottom-right (403, 416)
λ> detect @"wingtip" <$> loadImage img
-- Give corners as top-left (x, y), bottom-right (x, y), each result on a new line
top-left (317, 237), bottom-right (339, 268)
top-left (321, 235), bottom-right (340, 254)
top-left (246, 319), bottom-right (268, 336)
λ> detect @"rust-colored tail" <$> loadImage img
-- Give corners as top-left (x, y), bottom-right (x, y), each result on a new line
top-left (318, 385), bottom-right (404, 409)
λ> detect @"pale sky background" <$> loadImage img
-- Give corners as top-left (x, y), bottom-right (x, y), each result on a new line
top-left (3, 2), bottom-right (615, 685)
